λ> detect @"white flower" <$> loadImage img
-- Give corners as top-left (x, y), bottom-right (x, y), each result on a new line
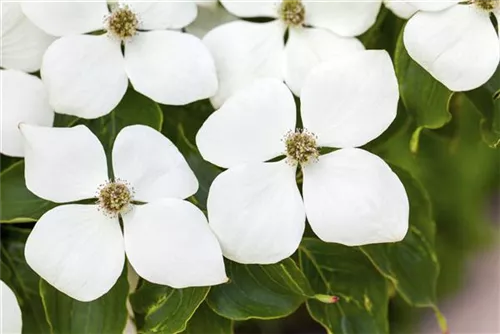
top-left (21, 124), bottom-right (227, 302)
top-left (1, 69), bottom-right (54, 157)
top-left (383, 0), bottom-right (417, 19)
top-left (187, 1), bottom-right (236, 39)
top-left (196, 50), bottom-right (409, 264)
top-left (203, 0), bottom-right (382, 108)
top-left (1, 3), bottom-right (55, 72)
top-left (403, 0), bottom-right (500, 91)
top-left (21, 1), bottom-right (218, 119)
top-left (0, 281), bottom-right (22, 334)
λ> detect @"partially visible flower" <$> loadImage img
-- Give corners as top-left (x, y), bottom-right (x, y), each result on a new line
top-left (196, 51), bottom-right (409, 264)
top-left (21, 1), bottom-right (217, 119)
top-left (383, 0), bottom-right (417, 19)
top-left (403, 0), bottom-right (500, 91)
top-left (21, 124), bottom-right (227, 301)
top-left (187, 1), bottom-right (236, 39)
top-left (1, 69), bottom-right (54, 157)
top-left (203, 0), bottom-right (381, 107)
top-left (1, 3), bottom-right (55, 72)
top-left (1, 281), bottom-right (22, 334)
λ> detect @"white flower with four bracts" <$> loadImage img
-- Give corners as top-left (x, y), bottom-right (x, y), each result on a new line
top-left (402, 0), bottom-right (500, 91)
top-left (21, 124), bottom-right (227, 302)
top-left (1, 2), bottom-right (55, 73)
top-left (1, 70), bottom-right (54, 157)
top-left (203, 0), bottom-right (382, 107)
top-left (196, 51), bottom-right (410, 264)
top-left (0, 281), bottom-right (22, 334)
top-left (21, 1), bottom-right (218, 119)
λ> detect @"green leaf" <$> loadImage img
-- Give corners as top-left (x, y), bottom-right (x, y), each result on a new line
top-left (464, 64), bottom-right (500, 148)
top-left (182, 303), bottom-right (233, 334)
top-left (361, 167), bottom-right (438, 307)
top-left (206, 259), bottom-right (314, 320)
top-left (394, 26), bottom-right (453, 130)
top-left (130, 281), bottom-right (209, 334)
top-left (0, 161), bottom-right (56, 223)
top-left (299, 239), bottom-right (389, 334)
top-left (40, 267), bottom-right (129, 334)
top-left (0, 226), bottom-right (50, 333)
top-left (359, 7), bottom-right (404, 52)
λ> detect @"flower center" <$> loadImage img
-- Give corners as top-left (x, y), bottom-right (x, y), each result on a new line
top-left (473, 0), bottom-right (499, 11)
top-left (279, 0), bottom-right (306, 27)
top-left (105, 5), bottom-right (139, 41)
top-left (97, 180), bottom-right (133, 217)
top-left (284, 129), bottom-right (319, 166)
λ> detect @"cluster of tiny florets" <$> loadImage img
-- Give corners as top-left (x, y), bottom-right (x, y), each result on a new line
top-left (96, 179), bottom-right (134, 217)
top-left (472, 0), bottom-right (499, 11)
top-left (283, 128), bottom-right (319, 166)
top-left (279, 0), bottom-right (306, 27)
top-left (105, 5), bottom-right (139, 41)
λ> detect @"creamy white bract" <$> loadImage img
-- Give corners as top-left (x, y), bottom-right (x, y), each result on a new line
top-left (203, 0), bottom-right (382, 107)
top-left (21, 124), bottom-right (227, 302)
top-left (402, 0), bottom-right (500, 91)
top-left (0, 281), bottom-right (22, 334)
top-left (1, 70), bottom-right (54, 157)
top-left (196, 50), bottom-right (410, 264)
top-left (20, 1), bottom-right (218, 119)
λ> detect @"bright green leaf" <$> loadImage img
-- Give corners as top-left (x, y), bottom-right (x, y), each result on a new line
top-left (130, 281), bottom-right (209, 334)
top-left (206, 259), bottom-right (314, 320)
top-left (464, 64), bottom-right (500, 148)
top-left (182, 302), bottom-right (233, 334)
top-left (394, 27), bottom-right (453, 130)
top-left (299, 239), bottom-right (389, 334)
top-left (0, 161), bottom-right (56, 223)
top-left (0, 226), bottom-right (50, 333)
top-left (40, 268), bottom-right (129, 334)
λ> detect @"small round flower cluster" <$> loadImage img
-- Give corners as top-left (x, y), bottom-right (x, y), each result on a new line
top-left (283, 129), bottom-right (319, 166)
top-left (96, 179), bottom-right (134, 217)
top-left (105, 6), bottom-right (139, 41)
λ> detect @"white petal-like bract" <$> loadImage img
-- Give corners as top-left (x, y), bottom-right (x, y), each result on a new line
top-left (1, 3), bottom-right (55, 72)
top-left (1, 70), bottom-right (53, 157)
top-left (203, 20), bottom-right (286, 108)
top-left (301, 50), bottom-right (399, 148)
top-left (220, 0), bottom-right (280, 18)
top-left (112, 125), bottom-right (198, 202)
top-left (21, 1), bottom-right (109, 36)
top-left (41, 35), bottom-right (128, 119)
top-left (208, 161), bottom-right (305, 264)
top-left (25, 205), bottom-right (125, 301)
top-left (125, 31), bottom-right (218, 106)
top-left (410, 1), bottom-right (459, 12)
top-left (123, 199), bottom-right (227, 288)
top-left (196, 79), bottom-right (296, 168)
top-left (302, 148), bottom-right (409, 246)
top-left (122, 1), bottom-right (197, 30)
top-left (404, 5), bottom-right (500, 91)
top-left (20, 124), bottom-right (108, 203)
top-left (304, 0), bottom-right (382, 37)
top-left (383, 0), bottom-right (417, 19)
top-left (0, 281), bottom-right (22, 334)
top-left (284, 27), bottom-right (364, 96)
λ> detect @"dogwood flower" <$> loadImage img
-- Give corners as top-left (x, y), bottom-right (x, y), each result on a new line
top-left (196, 50), bottom-right (409, 264)
top-left (203, 0), bottom-right (382, 107)
top-left (403, 0), bottom-right (500, 91)
top-left (1, 3), bottom-right (54, 72)
top-left (1, 70), bottom-right (54, 157)
top-left (0, 281), bottom-right (22, 334)
top-left (21, 124), bottom-right (227, 301)
top-left (21, 1), bottom-right (217, 119)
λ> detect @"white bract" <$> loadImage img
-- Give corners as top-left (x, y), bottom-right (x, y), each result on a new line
top-left (196, 50), bottom-right (410, 264)
top-left (0, 281), bottom-right (22, 334)
top-left (21, 124), bottom-right (227, 302)
top-left (1, 70), bottom-right (54, 157)
top-left (203, 0), bottom-right (382, 107)
top-left (1, 3), bottom-right (55, 72)
top-left (21, 1), bottom-right (218, 119)
top-left (403, 0), bottom-right (500, 91)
